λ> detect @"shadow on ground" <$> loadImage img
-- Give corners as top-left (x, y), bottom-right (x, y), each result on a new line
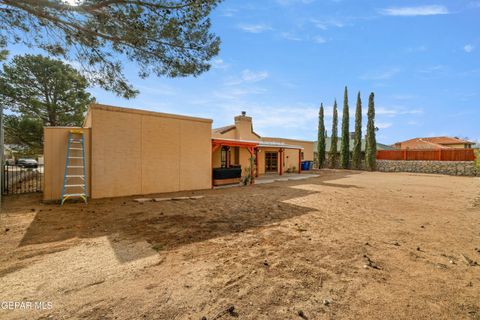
top-left (6, 170), bottom-right (361, 266)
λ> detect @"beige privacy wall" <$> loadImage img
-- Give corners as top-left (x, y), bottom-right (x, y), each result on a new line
top-left (43, 127), bottom-right (91, 201)
top-left (89, 104), bottom-right (212, 198)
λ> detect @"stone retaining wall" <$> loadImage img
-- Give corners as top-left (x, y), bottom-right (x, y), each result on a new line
top-left (376, 160), bottom-right (479, 176)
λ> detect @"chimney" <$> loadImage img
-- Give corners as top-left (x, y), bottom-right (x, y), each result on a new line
top-left (234, 111), bottom-right (254, 140)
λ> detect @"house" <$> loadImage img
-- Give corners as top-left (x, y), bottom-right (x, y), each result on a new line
top-left (393, 137), bottom-right (474, 150)
top-left (211, 112), bottom-right (314, 185)
top-left (44, 105), bottom-right (314, 201)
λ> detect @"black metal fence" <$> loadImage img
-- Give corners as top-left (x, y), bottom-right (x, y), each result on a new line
top-left (2, 164), bottom-right (44, 195)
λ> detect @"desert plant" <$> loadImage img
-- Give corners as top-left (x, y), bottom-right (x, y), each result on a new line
top-left (352, 92), bottom-right (362, 169)
top-left (340, 86), bottom-right (350, 169)
top-left (329, 100), bottom-right (339, 168)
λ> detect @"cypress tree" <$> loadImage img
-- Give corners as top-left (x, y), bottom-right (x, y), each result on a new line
top-left (340, 86), bottom-right (350, 168)
top-left (329, 100), bottom-right (339, 168)
top-left (317, 103), bottom-right (326, 168)
top-left (365, 92), bottom-right (377, 171)
top-left (352, 92), bottom-right (362, 169)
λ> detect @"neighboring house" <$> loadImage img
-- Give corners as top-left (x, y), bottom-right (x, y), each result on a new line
top-left (393, 137), bottom-right (474, 149)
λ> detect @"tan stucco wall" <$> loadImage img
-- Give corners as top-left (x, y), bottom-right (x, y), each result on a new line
top-left (43, 127), bottom-right (91, 201)
top-left (89, 105), bottom-right (212, 198)
top-left (257, 147), bottom-right (301, 175)
top-left (262, 137), bottom-right (314, 161)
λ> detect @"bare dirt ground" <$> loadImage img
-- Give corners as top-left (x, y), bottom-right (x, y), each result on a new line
top-left (1, 170), bottom-right (479, 320)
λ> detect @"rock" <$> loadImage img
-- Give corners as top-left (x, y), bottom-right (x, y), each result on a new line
top-left (263, 260), bottom-right (269, 267)
top-left (154, 197), bottom-right (172, 202)
top-left (298, 310), bottom-right (308, 319)
top-left (5, 228), bottom-right (9, 232)
top-left (190, 196), bottom-right (205, 200)
top-left (323, 299), bottom-right (331, 306)
top-left (134, 198), bottom-right (152, 203)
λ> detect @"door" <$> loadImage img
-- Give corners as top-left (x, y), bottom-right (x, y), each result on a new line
top-left (265, 152), bottom-right (278, 173)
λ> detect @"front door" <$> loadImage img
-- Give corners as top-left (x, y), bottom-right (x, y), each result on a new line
top-left (265, 152), bottom-right (278, 173)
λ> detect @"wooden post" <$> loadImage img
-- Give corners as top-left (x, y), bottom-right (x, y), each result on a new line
top-left (255, 148), bottom-right (259, 178)
top-left (403, 149), bottom-right (407, 160)
top-left (438, 149), bottom-right (442, 161)
top-left (279, 149), bottom-right (283, 176)
top-left (247, 147), bottom-right (255, 184)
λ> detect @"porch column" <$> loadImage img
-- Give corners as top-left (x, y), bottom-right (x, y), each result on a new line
top-left (255, 148), bottom-right (259, 178)
top-left (247, 146), bottom-right (255, 184)
top-left (211, 143), bottom-right (221, 188)
top-left (298, 149), bottom-right (302, 173)
top-left (279, 148), bottom-right (283, 175)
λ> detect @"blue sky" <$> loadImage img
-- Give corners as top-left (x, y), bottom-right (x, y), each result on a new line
top-left (11, 1), bottom-right (480, 144)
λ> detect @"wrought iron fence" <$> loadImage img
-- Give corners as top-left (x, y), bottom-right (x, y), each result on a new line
top-left (2, 163), bottom-right (44, 195)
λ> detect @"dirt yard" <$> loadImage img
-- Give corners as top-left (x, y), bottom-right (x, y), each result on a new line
top-left (1, 170), bottom-right (479, 320)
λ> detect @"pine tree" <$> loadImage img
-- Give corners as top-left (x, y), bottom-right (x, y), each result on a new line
top-left (365, 92), bottom-right (377, 171)
top-left (340, 86), bottom-right (350, 168)
top-left (317, 103), bottom-right (326, 168)
top-left (329, 100), bottom-right (339, 168)
top-left (352, 92), bottom-right (363, 169)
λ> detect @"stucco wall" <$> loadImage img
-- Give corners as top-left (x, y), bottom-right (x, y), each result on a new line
top-left (43, 127), bottom-right (91, 201)
top-left (376, 160), bottom-right (479, 176)
top-left (262, 137), bottom-right (314, 161)
top-left (89, 105), bottom-right (212, 198)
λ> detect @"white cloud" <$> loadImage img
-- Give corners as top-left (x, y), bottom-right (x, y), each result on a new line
top-left (379, 5), bottom-right (449, 16)
top-left (224, 69), bottom-right (269, 86)
top-left (238, 24), bottom-right (272, 33)
top-left (376, 107), bottom-right (423, 116)
top-left (376, 122), bottom-right (393, 129)
top-left (276, 0), bottom-right (314, 6)
top-left (241, 69), bottom-right (269, 82)
top-left (211, 58), bottom-right (229, 70)
top-left (360, 68), bottom-right (400, 80)
top-left (280, 32), bottom-right (302, 41)
top-left (213, 87), bottom-right (266, 100)
top-left (311, 18), bottom-right (345, 30)
top-left (313, 36), bottom-right (327, 44)
top-left (464, 44), bottom-right (475, 53)
top-left (406, 45), bottom-right (428, 53)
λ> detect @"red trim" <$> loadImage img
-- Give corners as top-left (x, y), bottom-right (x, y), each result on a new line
top-left (212, 139), bottom-right (259, 148)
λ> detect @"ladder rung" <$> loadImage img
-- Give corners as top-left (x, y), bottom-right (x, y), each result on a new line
top-left (68, 157), bottom-right (83, 159)
top-left (63, 193), bottom-right (86, 197)
top-left (69, 147), bottom-right (83, 150)
top-left (66, 175), bottom-right (85, 178)
top-left (67, 166), bottom-right (84, 168)
top-left (65, 184), bottom-right (85, 188)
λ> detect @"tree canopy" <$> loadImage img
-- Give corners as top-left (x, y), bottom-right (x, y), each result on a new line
top-left (340, 86), bottom-right (349, 169)
top-left (0, 54), bottom-right (94, 153)
top-left (365, 92), bottom-right (377, 171)
top-left (0, 0), bottom-right (222, 98)
top-left (352, 92), bottom-right (362, 169)
top-left (317, 103), bottom-right (326, 168)
top-left (329, 100), bottom-right (338, 168)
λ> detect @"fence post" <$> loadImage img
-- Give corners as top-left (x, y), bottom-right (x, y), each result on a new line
top-left (438, 149), bottom-right (442, 161)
